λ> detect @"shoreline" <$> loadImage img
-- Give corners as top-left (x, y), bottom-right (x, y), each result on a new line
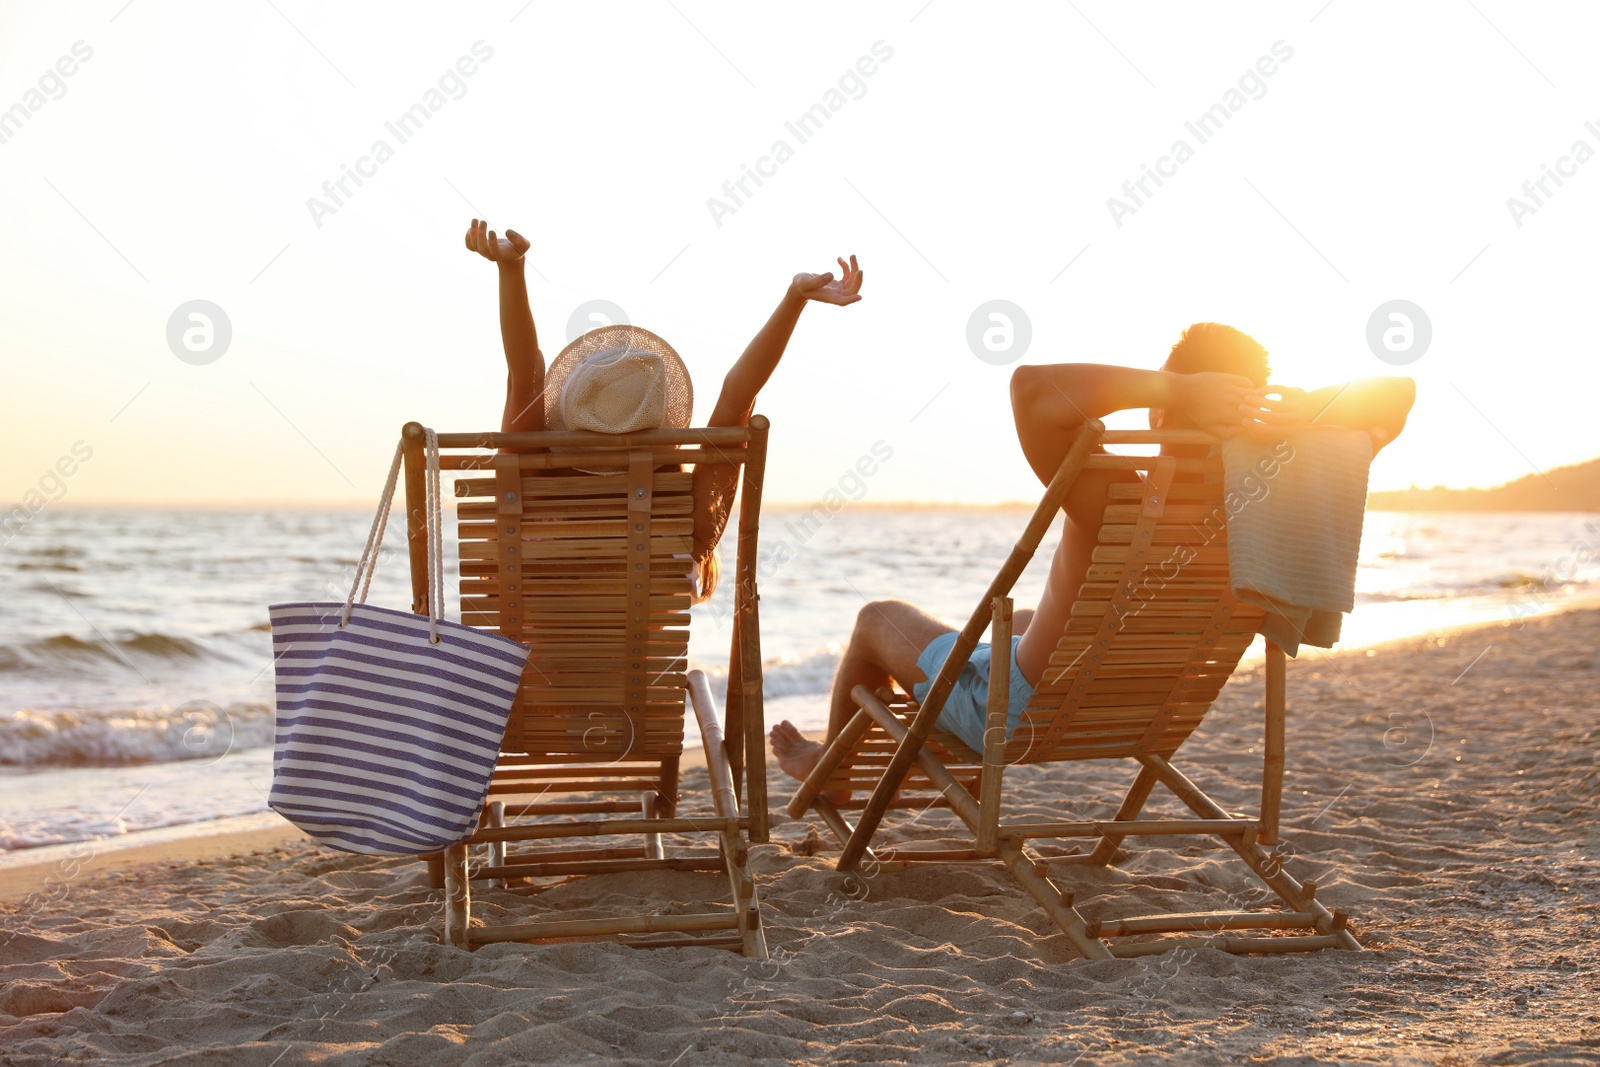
top-left (2, 596), bottom-right (1595, 900)
top-left (0, 813), bottom-right (302, 904)
top-left (3, 606), bottom-right (1596, 1064)
top-left (0, 817), bottom-right (306, 907)
top-left (3, 598), bottom-right (1600, 895)
top-left (0, 748), bottom-right (713, 903)
top-left (6, 601), bottom-right (1593, 895)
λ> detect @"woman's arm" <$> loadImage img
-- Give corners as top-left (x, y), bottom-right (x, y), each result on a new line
top-left (464, 219), bottom-right (542, 433)
top-left (705, 256), bottom-right (863, 428)
top-left (691, 256), bottom-right (865, 577)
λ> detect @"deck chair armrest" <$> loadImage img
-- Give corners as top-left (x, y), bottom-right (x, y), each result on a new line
top-left (686, 669), bottom-right (741, 822)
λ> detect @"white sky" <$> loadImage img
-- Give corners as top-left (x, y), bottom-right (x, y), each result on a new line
top-left (2, 1), bottom-right (1596, 506)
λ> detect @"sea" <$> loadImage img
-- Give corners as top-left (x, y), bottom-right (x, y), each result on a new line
top-left (2, 505), bottom-right (1597, 862)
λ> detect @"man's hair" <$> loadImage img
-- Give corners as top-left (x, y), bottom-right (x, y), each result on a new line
top-left (1163, 322), bottom-right (1271, 386)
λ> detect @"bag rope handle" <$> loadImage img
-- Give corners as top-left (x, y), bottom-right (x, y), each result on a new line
top-left (342, 439), bottom-right (402, 626)
top-left (425, 427), bottom-right (443, 645)
top-left (340, 429), bottom-right (445, 644)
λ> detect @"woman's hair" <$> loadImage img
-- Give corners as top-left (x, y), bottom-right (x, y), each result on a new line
top-left (693, 550), bottom-right (720, 605)
top-left (689, 468), bottom-right (737, 605)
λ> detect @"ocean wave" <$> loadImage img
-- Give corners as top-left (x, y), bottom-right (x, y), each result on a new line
top-left (27, 545), bottom-right (83, 559)
top-left (0, 646), bottom-right (841, 768)
top-left (0, 631), bottom-right (225, 675)
top-left (0, 702), bottom-right (276, 766)
top-left (697, 648), bottom-right (839, 703)
top-left (1496, 572), bottom-right (1560, 591)
top-left (26, 581), bottom-right (88, 596)
top-left (1357, 573), bottom-right (1596, 604)
top-left (0, 658), bottom-right (837, 770)
top-left (1356, 591), bottom-right (1450, 605)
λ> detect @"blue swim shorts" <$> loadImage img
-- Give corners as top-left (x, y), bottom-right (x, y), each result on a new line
top-left (911, 631), bottom-right (1036, 753)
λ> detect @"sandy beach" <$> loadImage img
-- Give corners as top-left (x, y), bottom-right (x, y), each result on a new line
top-left (2, 608), bottom-right (1596, 1066)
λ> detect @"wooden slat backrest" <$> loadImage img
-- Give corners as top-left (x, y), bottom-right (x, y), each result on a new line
top-left (453, 440), bottom-right (732, 762)
top-left (1006, 445), bottom-right (1265, 765)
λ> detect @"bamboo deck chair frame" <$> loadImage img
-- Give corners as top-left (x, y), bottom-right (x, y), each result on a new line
top-left (788, 420), bottom-right (1362, 961)
top-left (399, 419), bottom-right (772, 957)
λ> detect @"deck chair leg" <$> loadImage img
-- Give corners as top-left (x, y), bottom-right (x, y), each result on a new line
top-left (688, 669), bottom-right (769, 960)
top-left (485, 801), bottom-right (507, 888)
top-left (998, 841), bottom-right (1113, 960)
top-left (1087, 765), bottom-right (1161, 866)
top-left (720, 826), bottom-right (767, 960)
top-left (641, 793), bottom-right (665, 861)
top-left (713, 799), bottom-right (767, 960)
top-left (422, 850), bottom-right (445, 890)
top-left (811, 795), bottom-right (888, 877)
top-left (1139, 754), bottom-right (1361, 951)
top-left (443, 842), bottom-right (472, 949)
top-left (708, 799), bottom-right (766, 960)
top-left (976, 597), bottom-right (1012, 856)
top-left (811, 795), bottom-right (857, 850)
top-left (657, 755), bottom-right (681, 820)
top-left (1261, 640), bottom-right (1286, 846)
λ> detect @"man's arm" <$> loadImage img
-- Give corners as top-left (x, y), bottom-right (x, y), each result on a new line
top-left (1248, 376), bottom-right (1416, 451)
top-left (1009, 363), bottom-right (1256, 486)
top-left (464, 219), bottom-right (542, 434)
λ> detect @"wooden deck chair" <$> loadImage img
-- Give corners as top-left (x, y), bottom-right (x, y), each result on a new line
top-left (399, 419), bottom-right (771, 958)
top-left (787, 421), bottom-right (1362, 961)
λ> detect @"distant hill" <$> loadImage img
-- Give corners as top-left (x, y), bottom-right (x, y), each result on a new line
top-left (1368, 457), bottom-right (1600, 511)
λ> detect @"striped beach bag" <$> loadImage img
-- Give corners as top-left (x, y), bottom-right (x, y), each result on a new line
top-left (268, 428), bottom-right (531, 855)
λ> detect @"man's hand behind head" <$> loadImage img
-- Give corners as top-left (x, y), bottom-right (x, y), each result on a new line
top-left (1242, 385), bottom-right (1310, 441)
top-left (1169, 371), bottom-right (1258, 438)
top-left (1242, 377), bottom-right (1416, 451)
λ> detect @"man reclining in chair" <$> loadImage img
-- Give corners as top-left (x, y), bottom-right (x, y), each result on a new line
top-left (772, 323), bottom-right (1416, 792)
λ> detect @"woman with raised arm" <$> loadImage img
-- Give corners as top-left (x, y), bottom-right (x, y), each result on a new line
top-left (463, 219), bottom-right (863, 602)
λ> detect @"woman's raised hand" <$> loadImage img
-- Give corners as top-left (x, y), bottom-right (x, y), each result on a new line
top-left (791, 255), bottom-right (863, 306)
top-left (464, 219), bottom-right (529, 264)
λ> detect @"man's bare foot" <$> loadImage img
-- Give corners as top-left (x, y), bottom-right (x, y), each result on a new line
top-left (770, 720), bottom-right (824, 780)
top-left (770, 720), bottom-right (850, 805)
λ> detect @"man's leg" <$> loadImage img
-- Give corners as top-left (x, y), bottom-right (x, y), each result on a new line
top-left (772, 599), bottom-right (953, 788)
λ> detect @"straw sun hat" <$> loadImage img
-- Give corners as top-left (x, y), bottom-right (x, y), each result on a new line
top-left (545, 325), bottom-right (693, 433)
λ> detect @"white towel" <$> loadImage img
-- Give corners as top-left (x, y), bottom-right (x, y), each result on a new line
top-left (1221, 428), bottom-right (1373, 656)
